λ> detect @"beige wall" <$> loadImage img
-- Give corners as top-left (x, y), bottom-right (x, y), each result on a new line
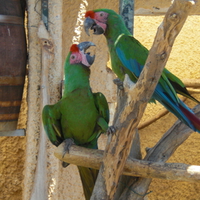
top-left (1, 0), bottom-right (200, 199)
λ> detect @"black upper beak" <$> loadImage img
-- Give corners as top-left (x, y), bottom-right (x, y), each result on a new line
top-left (84, 17), bottom-right (105, 36)
top-left (78, 41), bottom-right (96, 66)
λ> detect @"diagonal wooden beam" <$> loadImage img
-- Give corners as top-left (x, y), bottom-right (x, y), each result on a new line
top-left (89, 0), bottom-right (196, 199)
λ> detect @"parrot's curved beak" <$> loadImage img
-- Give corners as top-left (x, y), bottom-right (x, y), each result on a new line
top-left (78, 41), bottom-right (96, 66)
top-left (84, 17), bottom-right (105, 36)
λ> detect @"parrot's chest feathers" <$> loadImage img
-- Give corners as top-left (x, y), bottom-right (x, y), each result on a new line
top-left (61, 88), bottom-right (99, 144)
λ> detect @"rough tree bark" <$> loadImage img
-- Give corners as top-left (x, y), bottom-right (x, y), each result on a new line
top-left (113, 2), bottom-right (142, 199)
top-left (90, 0), bottom-right (195, 199)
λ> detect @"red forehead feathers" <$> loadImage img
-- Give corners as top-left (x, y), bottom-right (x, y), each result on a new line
top-left (70, 44), bottom-right (79, 52)
top-left (85, 10), bottom-right (95, 19)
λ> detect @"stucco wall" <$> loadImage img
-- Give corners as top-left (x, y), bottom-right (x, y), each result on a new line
top-left (1, 0), bottom-right (200, 200)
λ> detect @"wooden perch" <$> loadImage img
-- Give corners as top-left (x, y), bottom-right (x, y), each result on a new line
top-left (89, 0), bottom-right (195, 199)
top-left (54, 136), bottom-right (200, 183)
top-left (183, 79), bottom-right (200, 88)
top-left (187, 88), bottom-right (200, 94)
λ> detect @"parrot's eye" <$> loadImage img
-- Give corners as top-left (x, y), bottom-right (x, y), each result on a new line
top-left (99, 12), bottom-right (104, 17)
top-left (96, 11), bottom-right (108, 23)
top-left (71, 54), bottom-right (76, 60)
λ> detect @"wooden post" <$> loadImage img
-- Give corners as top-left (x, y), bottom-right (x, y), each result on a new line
top-left (29, 21), bottom-right (54, 200)
top-left (119, 0), bottom-right (134, 34)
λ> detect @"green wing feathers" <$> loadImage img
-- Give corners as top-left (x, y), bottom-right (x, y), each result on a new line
top-left (164, 69), bottom-right (200, 104)
top-left (93, 92), bottom-right (109, 132)
top-left (42, 104), bottom-right (63, 146)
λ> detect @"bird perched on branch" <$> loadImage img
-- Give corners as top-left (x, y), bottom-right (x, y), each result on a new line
top-left (84, 8), bottom-right (200, 133)
top-left (42, 41), bottom-right (110, 200)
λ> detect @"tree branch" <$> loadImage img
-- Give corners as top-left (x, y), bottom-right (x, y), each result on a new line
top-left (183, 79), bottom-right (200, 88)
top-left (90, 0), bottom-right (195, 199)
top-left (54, 147), bottom-right (200, 183)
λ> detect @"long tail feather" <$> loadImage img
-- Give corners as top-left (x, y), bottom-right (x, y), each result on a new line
top-left (153, 87), bottom-right (200, 133)
top-left (78, 166), bottom-right (98, 200)
top-left (179, 105), bottom-right (200, 133)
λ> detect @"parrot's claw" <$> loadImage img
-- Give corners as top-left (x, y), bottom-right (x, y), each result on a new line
top-left (62, 161), bottom-right (70, 168)
top-left (113, 78), bottom-right (124, 90)
top-left (145, 147), bottom-right (152, 153)
top-left (107, 126), bottom-right (116, 135)
top-left (62, 138), bottom-right (75, 158)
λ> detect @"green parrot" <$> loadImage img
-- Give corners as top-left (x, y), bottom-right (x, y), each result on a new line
top-left (42, 41), bottom-right (109, 200)
top-left (84, 9), bottom-right (200, 133)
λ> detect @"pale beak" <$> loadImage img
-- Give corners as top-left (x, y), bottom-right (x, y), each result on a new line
top-left (84, 17), bottom-right (105, 36)
top-left (78, 41), bottom-right (96, 66)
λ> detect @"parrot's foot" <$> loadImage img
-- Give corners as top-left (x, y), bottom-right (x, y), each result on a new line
top-left (62, 161), bottom-right (70, 168)
top-left (107, 126), bottom-right (116, 135)
top-left (145, 147), bottom-right (152, 153)
top-left (113, 78), bottom-right (124, 90)
top-left (60, 80), bottom-right (65, 99)
top-left (62, 138), bottom-right (75, 158)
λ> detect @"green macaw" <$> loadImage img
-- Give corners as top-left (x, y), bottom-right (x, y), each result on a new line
top-left (84, 9), bottom-right (200, 133)
top-left (42, 42), bottom-right (109, 200)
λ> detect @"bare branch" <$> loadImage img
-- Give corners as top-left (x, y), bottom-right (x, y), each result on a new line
top-left (90, 0), bottom-right (195, 199)
top-left (183, 79), bottom-right (200, 88)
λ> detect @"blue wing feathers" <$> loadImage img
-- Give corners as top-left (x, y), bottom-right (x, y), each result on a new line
top-left (116, 47), bottom-right (142, 77)
top-left (115, 35), bottom-right (200, 133)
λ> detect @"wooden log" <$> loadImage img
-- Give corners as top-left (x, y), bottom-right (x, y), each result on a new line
top-left (54, 135), bottom-right (200, 183)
